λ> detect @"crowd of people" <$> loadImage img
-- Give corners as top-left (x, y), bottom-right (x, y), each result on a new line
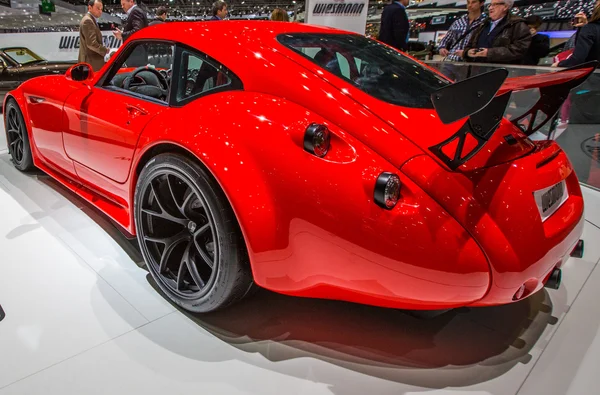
top-left (78, 0), bottom-right (291, 71)
top-left (555, 0), bottom-right (600, 67)
top-left (77, 0), bottom-right (600, 72)
top-left (378, 0), bottom-right (600, 68)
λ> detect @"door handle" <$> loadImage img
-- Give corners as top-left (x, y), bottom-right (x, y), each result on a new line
top-left (28, 96), bottom-right (45, 104)
top-left (126, 104), bottom-right (147, 117)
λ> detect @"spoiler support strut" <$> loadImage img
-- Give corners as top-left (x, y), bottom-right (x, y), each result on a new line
top-left (428, 61), bottom-right (598, 171)
top-left (510, 62), bottom-right (598, 136)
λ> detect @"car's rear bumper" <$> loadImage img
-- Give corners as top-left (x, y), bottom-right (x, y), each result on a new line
top-left (402, 141), bottom-right (584, 306)
top-left (471, 205), bottom-right (584, 306)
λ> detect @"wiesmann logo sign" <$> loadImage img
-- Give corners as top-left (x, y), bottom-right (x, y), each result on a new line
top-left (312, 1), bottom-right (365, 16)
top-left (58, 35), bottom-right (122, 50)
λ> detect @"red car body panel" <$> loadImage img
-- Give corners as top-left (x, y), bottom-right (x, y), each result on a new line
top-left (133, 92), bottom-right (491, 309)
top-left (402, 142), bottom-right (584, 304)
top-left (2, 21), bottom-right (586, 310)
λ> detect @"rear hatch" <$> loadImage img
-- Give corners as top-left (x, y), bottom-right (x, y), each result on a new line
top-left (372, 102), bottom-right (536, 172)
top-left (276, 32), bottom-right (596, 172)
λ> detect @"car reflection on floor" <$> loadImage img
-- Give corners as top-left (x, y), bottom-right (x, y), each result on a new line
top-left (0, 131), bottom-right (599, 393)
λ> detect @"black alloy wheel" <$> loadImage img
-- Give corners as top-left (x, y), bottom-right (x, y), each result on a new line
top-left (141, 169), bottom-right (218, 298)
top-left (4, 99), bottom-right (34, 171)
top-left (135, 154), bottom-right (254, 313)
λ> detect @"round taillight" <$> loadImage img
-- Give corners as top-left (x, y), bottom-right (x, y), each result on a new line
top-left (374, 172), bottom-right (401, 209)
top-left (304, 123), bottom-right (330, 157)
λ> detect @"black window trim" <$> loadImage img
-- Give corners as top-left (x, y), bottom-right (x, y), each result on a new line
top-left (93, 39), bottom-right (243, 108)
top-left (170, 43), bottom-right (244, 108)
top-left (101, 85), bottom-right (170, 106)
top-left (95, 38), bottom-right (176, 107)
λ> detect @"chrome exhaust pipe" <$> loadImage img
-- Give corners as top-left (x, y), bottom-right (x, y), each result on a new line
top-left (545, 268), bottom-right (562, 290)
top-left (570, 239), bottom-right (584, 258)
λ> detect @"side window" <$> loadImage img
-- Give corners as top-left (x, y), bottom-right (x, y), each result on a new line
top-left (301, 47), bottom-right (322, 58)
top-left (335, 53), bottom-right (351, 79)
top-left (355, 58), bottom-right (363, 73)
top-left (291, 45), bottom-right (359, 81)
top-left (176, 50), bottom-right (231, 101)
top-left (105, 42), bottom-right (174, 103)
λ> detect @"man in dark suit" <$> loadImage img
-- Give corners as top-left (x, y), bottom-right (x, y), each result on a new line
top-left (522, 15), bottom-right (550, 65)
top-left (210, 1), bottom-right (228, 20)
top-left (378, 0), bottom-right (410, 51)
top-left (113, 0), bottom-right (148, 42)
top-left (78, 0), bottom-right (109, 71)
top-left (113, 0), bottom-right (148, 66)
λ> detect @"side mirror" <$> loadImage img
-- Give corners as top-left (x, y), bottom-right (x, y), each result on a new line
top-left (66, 63), bottom-right (94, 83)
top-left (0, 61), bottom-right (6, 73)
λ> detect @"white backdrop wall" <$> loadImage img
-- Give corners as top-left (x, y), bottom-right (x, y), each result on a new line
top-left (0, 32), bottom-right (122, 61)
top-left (305, 0), bottom-right (369, 35)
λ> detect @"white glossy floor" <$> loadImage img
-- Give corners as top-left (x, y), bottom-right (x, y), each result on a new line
top-left (1, 125), bottom-right (600, 395)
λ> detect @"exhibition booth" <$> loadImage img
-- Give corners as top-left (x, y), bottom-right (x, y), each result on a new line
top-left (1, 1), bottom-right (600, 394)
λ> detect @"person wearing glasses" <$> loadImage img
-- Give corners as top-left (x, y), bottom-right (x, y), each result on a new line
top-left (463, 0), bottom-right (531, 64)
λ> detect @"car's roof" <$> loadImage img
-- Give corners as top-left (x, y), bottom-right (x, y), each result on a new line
top-left (137, 20), bottom-right (350, 43)
top-left (132, 21), bottom-right (358, 84)
top-left (135, 20), bottom-right (354, 59)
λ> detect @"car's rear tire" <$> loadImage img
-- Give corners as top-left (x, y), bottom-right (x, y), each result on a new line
top-left (4, 99), bottom-right (34, 171)
top-left (134, 153), bottom-right (254, 313)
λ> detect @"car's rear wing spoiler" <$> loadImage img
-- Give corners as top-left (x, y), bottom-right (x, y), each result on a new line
top-left (429, 61), bottom-right (598, 170)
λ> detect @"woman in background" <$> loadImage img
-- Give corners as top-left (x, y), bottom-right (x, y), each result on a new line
top-left (271, 8), bottom-right (290, 22)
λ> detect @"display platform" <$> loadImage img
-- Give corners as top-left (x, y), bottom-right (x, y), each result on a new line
top-left (0, 122), bottom-right (600, 395)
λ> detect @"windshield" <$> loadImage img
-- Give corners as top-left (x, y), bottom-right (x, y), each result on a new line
top-left (277, 33), bottom-right (450, 108)
top-left (3, 48), bottom-right (44, 65)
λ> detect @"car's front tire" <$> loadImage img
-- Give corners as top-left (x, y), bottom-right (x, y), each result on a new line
top-left (4, 99), bottom-right (34, 171)
top-left (134, 153), bottom-right (254, 313)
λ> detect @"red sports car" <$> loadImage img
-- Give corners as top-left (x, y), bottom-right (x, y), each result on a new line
top-left (3, 21), bottom-right (595, 313)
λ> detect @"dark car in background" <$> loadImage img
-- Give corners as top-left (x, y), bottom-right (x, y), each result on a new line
top-left (0, 47), bottom-right (75, 103)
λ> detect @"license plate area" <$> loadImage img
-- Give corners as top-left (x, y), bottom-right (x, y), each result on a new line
top-left (534, 180), bottom-right (568, 222)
